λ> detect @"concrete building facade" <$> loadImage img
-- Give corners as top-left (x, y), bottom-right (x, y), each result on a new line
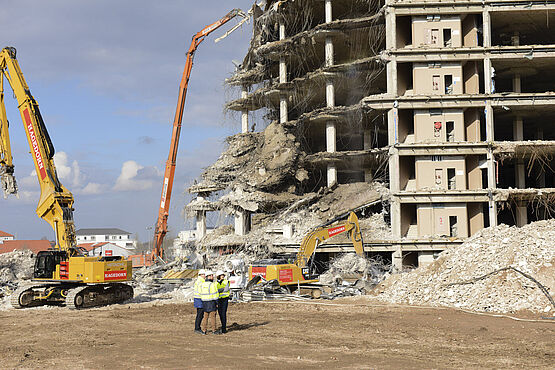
top-left (187, 0), bottom-right (555, 269)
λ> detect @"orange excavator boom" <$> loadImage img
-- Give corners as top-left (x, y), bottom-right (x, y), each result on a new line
top-left (152, 9), bottom-right (247, 262)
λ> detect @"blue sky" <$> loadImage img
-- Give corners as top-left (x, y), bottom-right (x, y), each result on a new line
top-left (0, 1), bottom-right (255, 241)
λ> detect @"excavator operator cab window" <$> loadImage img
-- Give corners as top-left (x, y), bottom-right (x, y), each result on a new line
top-left (34, 251), bottom-right (67, 279)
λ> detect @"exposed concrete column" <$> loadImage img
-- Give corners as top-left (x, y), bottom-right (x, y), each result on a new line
top-left (385, 4), bottom-right (396, 50)
top-left (513, 115), bottom-right (527, 226)
top-left (234, 209), bottom-right (251, 236)
top-left (195, 211), bottom-right (206, 240)
top-left (392, 245), bottom-right (403, 271)
top-left (484, 57), bottom-right (493, 95)
top-left (325, 0), bottom-right (337, 187)
top-left (390, 199), bottom-right (402, 239)
top-left (241, 86), bottom-right (249, 133)
top-left (195, 194), bottom-right (208, 240)
top-left (279, 22), bottom-right (288, 124)
top-left (512, 74), bottom-right (521, 93)
top-left (386, 59), bottom-right (398, 96)
top-left (482, 8), bottom-right (491, 47)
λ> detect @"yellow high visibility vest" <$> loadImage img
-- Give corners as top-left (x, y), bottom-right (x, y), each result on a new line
top-left (194, 276), bottom-right (204, 299)
top-left (200, 281), bottom-right (218, 301)
top-left (217, 279), bottom-right (230, 299)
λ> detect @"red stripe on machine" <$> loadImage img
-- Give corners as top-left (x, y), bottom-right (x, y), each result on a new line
top-left (104, 270), bottom-right (127, 281)
top-left (251, 266), bottom-right (266, 278)
top-left (327, 225), bottom-right (346, 237)
top-left (22, 109), bottom-right (47, 180)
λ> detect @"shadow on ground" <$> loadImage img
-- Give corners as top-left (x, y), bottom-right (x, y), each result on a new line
top-left (227, 321), bottom-right (270, 332)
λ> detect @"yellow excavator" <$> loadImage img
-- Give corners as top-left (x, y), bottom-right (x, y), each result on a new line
top-left (248, 211), bottom-right (364, 287)
top-left (0, 47), bottom-right (133, 309)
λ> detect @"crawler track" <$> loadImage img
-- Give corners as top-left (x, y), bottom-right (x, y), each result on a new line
top-left (65, 283), bottom-right (134, 309)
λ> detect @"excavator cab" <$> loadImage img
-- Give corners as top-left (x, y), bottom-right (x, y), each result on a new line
top-left (34, 250), bottom-right (67, 279)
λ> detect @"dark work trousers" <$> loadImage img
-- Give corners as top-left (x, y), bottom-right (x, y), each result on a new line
top-left (195, 308), bottom-right (204, 331)
top-left (217, 297), bottom-right (229, 332)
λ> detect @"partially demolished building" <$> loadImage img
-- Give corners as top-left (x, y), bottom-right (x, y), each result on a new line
top-left (185, 0), bottom-right (555, 270)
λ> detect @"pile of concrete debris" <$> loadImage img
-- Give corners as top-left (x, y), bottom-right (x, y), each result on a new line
top-left (0, 250), bottom-right (34, 310)
top-left (372, 220), bottom-right (555, 314)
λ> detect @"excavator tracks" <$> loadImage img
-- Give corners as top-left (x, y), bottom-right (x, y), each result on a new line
top-left (10, 284), bottom-right (50, 308)
top-left (65, 283), bottom-right (134, 309)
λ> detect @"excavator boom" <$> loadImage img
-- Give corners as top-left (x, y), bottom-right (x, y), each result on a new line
top-left (0, 47), bottom-right (76, 251)
top-left (295, 212), bottom-right (364, 268)
top-left (152, 9), bottom-right (247, 262)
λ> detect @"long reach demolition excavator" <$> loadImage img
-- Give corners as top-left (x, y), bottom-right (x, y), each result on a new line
top-left (150, 9), bottom-right (247, 263)
top-left (0, 47), bottom-right (133, 309)
top-left (248, 212), bottom-right (364, 291)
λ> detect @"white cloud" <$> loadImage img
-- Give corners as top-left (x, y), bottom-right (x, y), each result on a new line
top-left (113, 160), bottom-right (159, 191)
top-left (53, 151), bottom-right (83, 187)
top-left (19, 170), bottom-right (39, 188)
top-left (80, 182), bottom-right (107, 195)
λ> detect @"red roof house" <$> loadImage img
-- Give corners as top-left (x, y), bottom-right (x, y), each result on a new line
top-left (0, 240), bottom-right (52, 254)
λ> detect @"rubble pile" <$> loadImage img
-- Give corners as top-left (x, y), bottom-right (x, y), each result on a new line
top-left (320, 253), bottom-right (391, 286)
top-left (0, 250), bottom-right (35, 310)
top-left (131, 253), bottom-right (203, 304)
top-left (373, 220), bottom-right (555, 314)
top-left (197, 181), bottom-right (390, 256)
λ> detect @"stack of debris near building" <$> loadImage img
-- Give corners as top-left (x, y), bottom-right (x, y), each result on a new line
top-left (183, 0), bottom-right (555, 272)
top-left (373, 220), bottom-right (555, 314)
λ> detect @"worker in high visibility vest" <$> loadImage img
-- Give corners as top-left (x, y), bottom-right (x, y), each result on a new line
top-left (216, 270), bottom-right (230, 334)
top-left (193, 269), bottom-right (206, 334)
top-left (200, 270), bottom-right (220, 334)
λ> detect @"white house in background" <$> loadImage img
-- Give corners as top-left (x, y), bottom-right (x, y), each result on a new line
top-left (80, 242), bottom-right (136, 258)
top-left (0, 230), bottom-right (15, 244)
top-left (76, 228), bottom-right (136, 249)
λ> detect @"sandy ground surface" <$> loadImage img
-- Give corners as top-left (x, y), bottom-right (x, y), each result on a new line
top-left (0, 298), bottom-right (553, 369)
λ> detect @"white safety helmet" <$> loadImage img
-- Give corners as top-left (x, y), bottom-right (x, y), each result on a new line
top-left (204, 270), bottom-right (214, 276)
top-left (216, 270), bottom-right (225, 278)
top-left (198, 269), bottom-right (206, 276)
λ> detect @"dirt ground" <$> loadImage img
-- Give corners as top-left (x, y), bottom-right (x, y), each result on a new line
top-left (0, 298), bottom-right (553, 369)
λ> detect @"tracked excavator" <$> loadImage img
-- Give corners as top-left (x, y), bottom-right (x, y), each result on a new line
top-left (248, 212), bottom-right (364, 289)
top-left (0, 47), bottom-right (133, 309)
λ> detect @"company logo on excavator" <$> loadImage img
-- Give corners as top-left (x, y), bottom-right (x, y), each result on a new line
top-left (327, 225), bottom-right (346, 237)
top-left (23, 109), bottom-right (46, 180)
top-left (104, 270), bottom-right (127, 281)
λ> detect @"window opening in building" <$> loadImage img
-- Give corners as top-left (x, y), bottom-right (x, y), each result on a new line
top-left (449, 215), bottom-right (458, 237)
top-left (446, 121), bottom-right (455, 142)
top-left (447, 168), bottom-right (456, 189)
top-left (444, 75), bottom-right (453, 94)
top-left (443, 28), bottom-right (452, 47)
top-left (432, 75), bottom-right (440, 91)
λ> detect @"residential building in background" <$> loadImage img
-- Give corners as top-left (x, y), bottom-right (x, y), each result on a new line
top-left (79, 242), bottom-right (136, 258)
top-left (0, 230), bottom-right (14, 243)
top-left (76, 228), bottom-right (137, 249)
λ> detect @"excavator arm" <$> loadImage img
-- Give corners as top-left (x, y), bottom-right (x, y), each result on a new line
top-left (295, 212), bottom-right (364, 268)
top-left (0, 47), bottom-right (76, 252)
top-left (0, 60), bottom-right (17, 198)
top-left (152, 9), bottom-right (247, 262)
